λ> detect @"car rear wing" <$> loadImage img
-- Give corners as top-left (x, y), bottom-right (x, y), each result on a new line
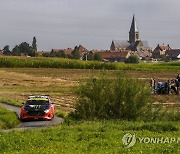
top-left (28, 95), bottom-right (50, 99)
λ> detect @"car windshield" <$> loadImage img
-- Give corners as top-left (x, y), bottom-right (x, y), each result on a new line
top-left (26, 100), bottom-right (49, 106)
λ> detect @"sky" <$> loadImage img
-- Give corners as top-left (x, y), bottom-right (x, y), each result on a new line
top-left (0, 0), bottom-right (180, 51)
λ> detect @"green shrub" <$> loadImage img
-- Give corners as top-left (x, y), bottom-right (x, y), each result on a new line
top-left (55, 110), bottom-right (68, 118)
top-left (74, 73), bottom-right (153, 120)
top-left (124, 55), bottom-right (140, 63)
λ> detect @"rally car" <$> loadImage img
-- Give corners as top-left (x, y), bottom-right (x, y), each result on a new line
top-left (20, 95), bottom-right (55, 121)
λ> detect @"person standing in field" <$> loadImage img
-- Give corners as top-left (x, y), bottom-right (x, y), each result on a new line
top-left (177, 74), bottom-right (180, 82)
top-left (150, 78), bottom-right (156, 94)
top-left (175, 79), bottom-right (179, 94)
top-left (167, 80), bottom-right (171, 94)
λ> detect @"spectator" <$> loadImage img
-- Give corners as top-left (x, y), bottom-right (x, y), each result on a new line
top-left (150, 78), bottom-right (156, 94)
top-left (175, 79), bottom-right (179, 95)
top-left (167, 80), bottom-right (171, 94)
top-left (177, 74), bottom-right (180, 82)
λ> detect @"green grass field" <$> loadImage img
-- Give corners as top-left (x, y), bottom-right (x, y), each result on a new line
top-left (0, 106), bottom-right (20, 129)
top-left (0, 120), bottom-right (179, 153)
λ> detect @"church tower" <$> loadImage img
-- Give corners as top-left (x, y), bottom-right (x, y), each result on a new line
top-left (129, 15), bottom-right (140, 44)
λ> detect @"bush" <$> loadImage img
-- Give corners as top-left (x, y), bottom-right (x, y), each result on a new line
top-left (74, 73), bottom-right (153, 120)
top-left (125, 55), bottom-right (140, 63)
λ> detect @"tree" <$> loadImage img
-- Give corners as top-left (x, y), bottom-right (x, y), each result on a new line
top-left (3, 45), bottom-right (11, 55)
top-left (87, 52), bottom-right (94, 61)
top-left (28, 47), bottom-right (36, 57)
top-left (42, 52), bottom-right (50, 57)
top-left (12, 45), bottom-right (21, 56)
top-left (124, 55), bottom-right (140, 63)
top-left (94, 53), bottom-right (102, 61)
top-left (32, 36), bottom-right (37, 51)
top-left (71, 46), bottom-right (80, 59)
top-left (18, 42), bottom-right (30, 55)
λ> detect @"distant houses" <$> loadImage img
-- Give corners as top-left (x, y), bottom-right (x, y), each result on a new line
top-left (0, 50), bottom-right (3, 55)
top-left (92, 50), bottom-right (135, 62)
top-left (1, 15), bottom-right (180, 62)
top-left (152, 44), bottom-right (180, 60)
top-left (152, 44), bottom-right (171, 59)
top-left (166, 49), bottom-right (180, 60)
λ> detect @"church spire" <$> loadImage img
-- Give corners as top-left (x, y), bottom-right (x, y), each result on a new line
top-left (129, 14), bottom-right (140, 44)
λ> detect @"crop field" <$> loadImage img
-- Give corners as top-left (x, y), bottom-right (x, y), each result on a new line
top-left (0, 67), bottom-right (179, 111)
top-left (0, 56), bottom-right (180, 71)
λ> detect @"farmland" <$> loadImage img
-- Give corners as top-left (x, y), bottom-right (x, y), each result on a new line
top-left (0, 67), bottom-right (179, 111)
top-left (0, 58), bottom-right (179, 153)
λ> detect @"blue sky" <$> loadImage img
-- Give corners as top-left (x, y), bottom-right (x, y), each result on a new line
top-left (0, 0), bottom-right (180, 51)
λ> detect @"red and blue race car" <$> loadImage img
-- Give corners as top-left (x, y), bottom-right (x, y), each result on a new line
top-left (20, 95), bottom-right (55, 121)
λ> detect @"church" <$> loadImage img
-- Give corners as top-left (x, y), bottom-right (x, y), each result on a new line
top-left (110, 15), bottom-right (151, 52)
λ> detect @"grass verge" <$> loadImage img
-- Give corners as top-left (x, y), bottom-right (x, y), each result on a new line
top-left (0, 106), bottom-right (20, 129)
top-left (0, 120), bottom-right (179, 153)
top-left (0, 97), bottom-right (22, 107)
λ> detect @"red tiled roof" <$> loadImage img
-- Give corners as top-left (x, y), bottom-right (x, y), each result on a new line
top-left (78, 45), bottom-right (88, 53)
top-left (51, 48), bottom-right (73, 55)
top-left (64, 48), bottom-right (73, 55)
top-left (154, 44), bottom-right (171, 51)
top-left (138, 51), bottom-right (152, 58)
top-left (94, 50), bottom-right (134, 59)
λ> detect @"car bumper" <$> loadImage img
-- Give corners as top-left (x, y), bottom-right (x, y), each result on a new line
top-left (20, 112), bottom-right (53, 120)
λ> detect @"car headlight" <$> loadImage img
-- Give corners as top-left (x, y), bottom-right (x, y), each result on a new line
top-left (44, 109), bottom-right (50, 113)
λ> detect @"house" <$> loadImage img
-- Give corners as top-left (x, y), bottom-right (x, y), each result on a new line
top-left (166, 49), bottom-right (180, 60)
top-left (78, 45), bottom-right (88, 53)
top-left (110, 15), bottom-right (151, 52)
top-left (136, 50), bottom-right (152, 61)
top-left (93, 50), bottom-right (135, 62)
top-left (51, 48), bottom-right (73, 56)
top-left (37, 51), bottom-right (47, 56)
top-left (0, 50), bottom-right (3, 55)
top-left (152, 44), bottom-right (171, 59)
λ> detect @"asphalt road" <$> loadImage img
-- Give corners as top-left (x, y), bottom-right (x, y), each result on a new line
top-left (0, 103), bottom-right (64, 131)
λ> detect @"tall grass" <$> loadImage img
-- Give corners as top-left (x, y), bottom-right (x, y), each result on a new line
top-left (0, 56), bottom-right (180, 71)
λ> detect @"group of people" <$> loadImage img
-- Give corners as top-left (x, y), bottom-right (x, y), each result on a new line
top-left (150, 74), bottom-right (180, 95)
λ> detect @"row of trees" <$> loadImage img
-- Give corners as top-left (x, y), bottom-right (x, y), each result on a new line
top-left (3, 37), bottom-right (37, 57)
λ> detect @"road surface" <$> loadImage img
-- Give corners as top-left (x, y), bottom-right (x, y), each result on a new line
top-left (0, 103), bottom-right (64, 131)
